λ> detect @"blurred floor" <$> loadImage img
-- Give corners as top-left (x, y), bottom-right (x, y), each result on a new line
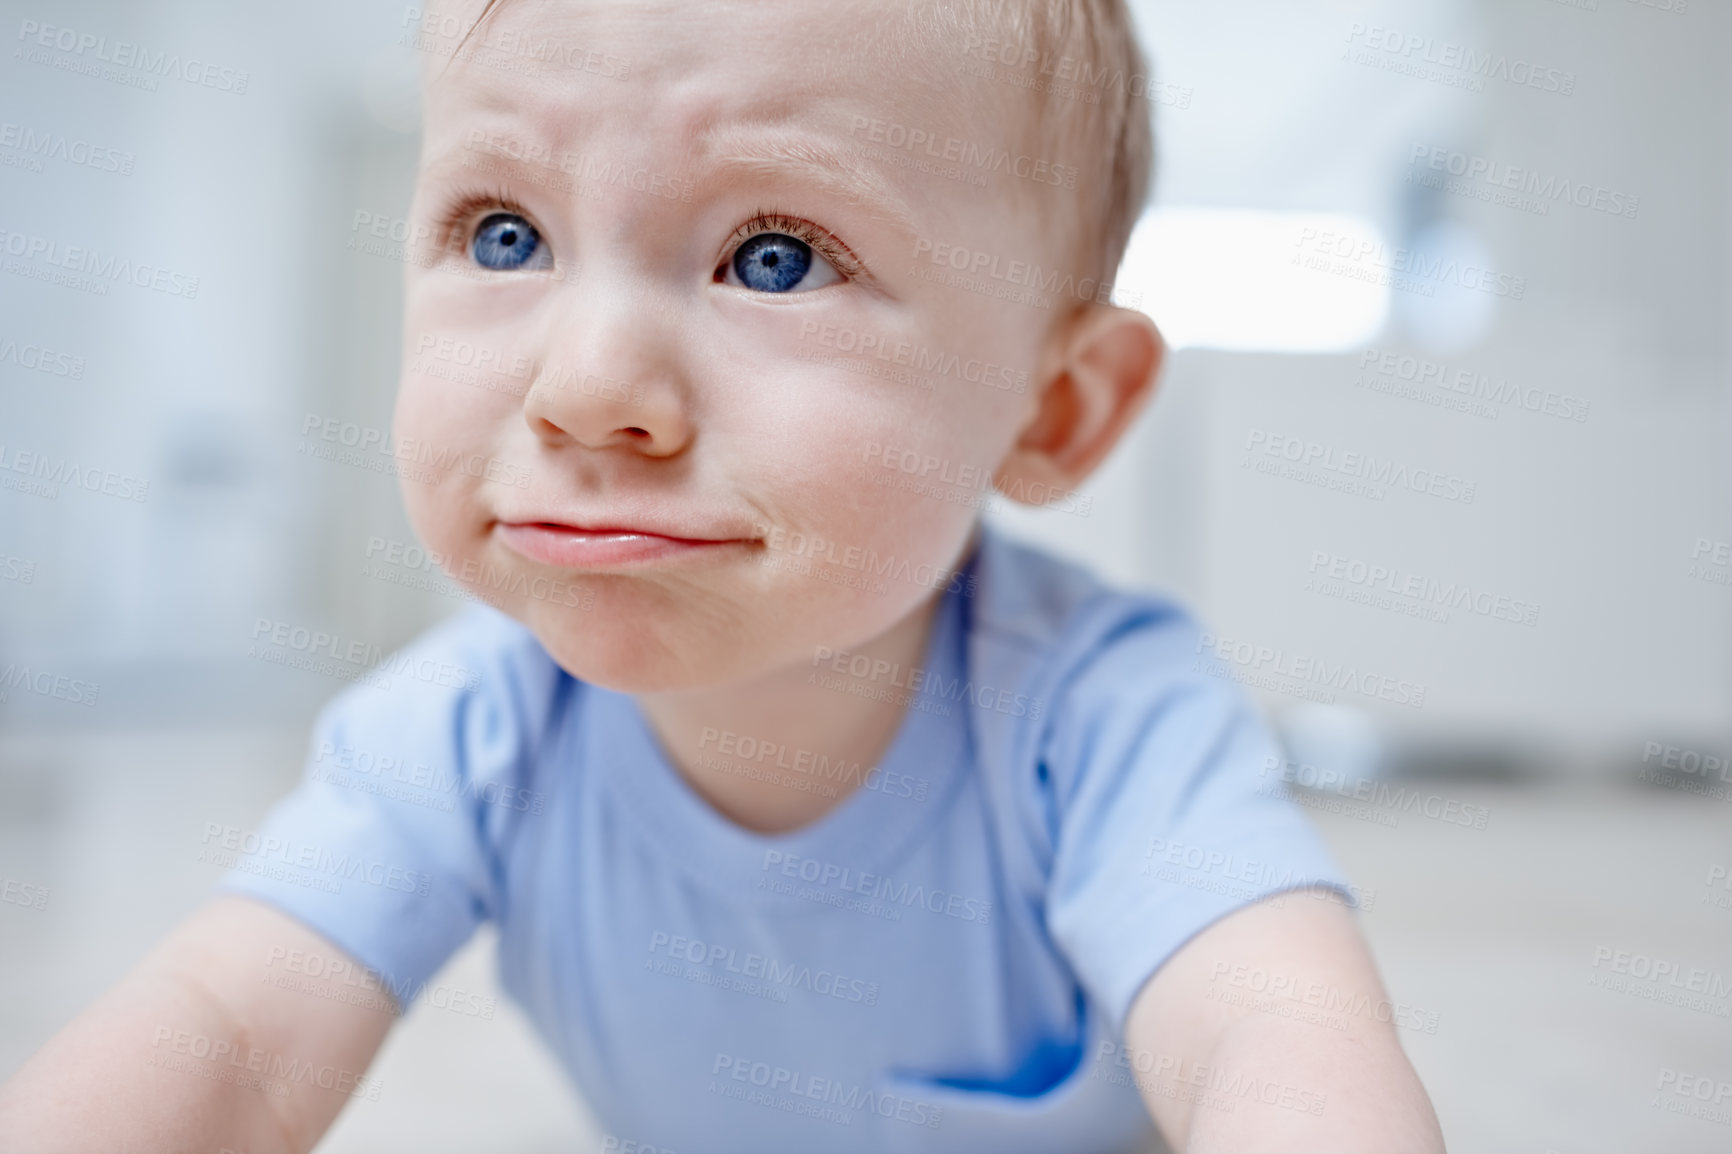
top-left (1, 729), bottom-right (1727, 1152)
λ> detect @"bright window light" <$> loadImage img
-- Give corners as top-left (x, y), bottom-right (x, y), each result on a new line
top-left (1114, 207), bottom-right (1391, 354)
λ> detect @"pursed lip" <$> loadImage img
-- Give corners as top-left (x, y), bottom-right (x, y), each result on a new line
top-left (492, 518), bottom-right (762, 569)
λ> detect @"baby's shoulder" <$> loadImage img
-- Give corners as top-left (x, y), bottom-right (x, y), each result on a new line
top-left (968, 528), bottom-right (1205, 704)
top-left (960, 533), bottom-right (1294, 932)
top-left (312, 604), bottom-right (568, 769)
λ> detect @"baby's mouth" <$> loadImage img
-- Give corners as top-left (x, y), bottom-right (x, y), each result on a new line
top-left (494, 520), bottom-right (759, 569)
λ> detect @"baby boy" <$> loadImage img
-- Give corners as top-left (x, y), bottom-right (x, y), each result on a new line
top-left (0, 1), bottom-right (1444, 1150)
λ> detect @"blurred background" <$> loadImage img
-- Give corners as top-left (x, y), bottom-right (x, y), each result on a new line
top-left (1, 0), bottom-right (1726, 1150)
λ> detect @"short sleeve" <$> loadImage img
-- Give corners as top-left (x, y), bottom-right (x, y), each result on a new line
top-left (1040, 612), bottom-right (1351, 1036)
top-left (215, 606), bottom-right (562, 1006)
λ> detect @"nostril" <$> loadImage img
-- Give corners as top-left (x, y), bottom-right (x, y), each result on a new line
top-left (622, 427), bottom-right (649, 438)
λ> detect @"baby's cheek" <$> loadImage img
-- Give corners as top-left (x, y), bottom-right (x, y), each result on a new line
top-left (395, 456), bottom-right (461, 570)
top-left (397, 360), bottom-right (515, 442)
top-left (392, 373), bottom-right (490, 565)
top-left (851, 452), bottom-right (977, 571)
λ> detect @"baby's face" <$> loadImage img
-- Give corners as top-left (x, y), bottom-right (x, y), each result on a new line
top-left (395, 0), bottom-right (1069, 691)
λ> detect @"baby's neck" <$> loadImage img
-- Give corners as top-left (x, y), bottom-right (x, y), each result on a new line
top-left (633, 592), bottom-right (944, 835)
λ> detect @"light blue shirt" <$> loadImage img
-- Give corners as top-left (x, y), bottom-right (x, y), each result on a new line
top-left (220, 525), bottom-right (1348, 1154)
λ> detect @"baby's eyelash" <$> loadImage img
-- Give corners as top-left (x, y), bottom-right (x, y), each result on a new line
top-left (726, 210), bottom-right (866, 281)
top-left (431, 186), bottom-right (537, 253)
top-left (423, 194), bottom-right (864, 282)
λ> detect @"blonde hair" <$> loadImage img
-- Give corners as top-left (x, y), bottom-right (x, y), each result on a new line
top-left (454, 0), bottom-right (1155, 292)
top-left (885, 0), bottom-right (1156, 292)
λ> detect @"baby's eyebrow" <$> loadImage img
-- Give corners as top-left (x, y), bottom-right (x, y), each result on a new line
top-left (698, 125), bottom-right (923, 245)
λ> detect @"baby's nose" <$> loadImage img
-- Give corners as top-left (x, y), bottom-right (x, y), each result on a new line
top-left (521, 306), bottom-right (692, 456)
top-left (523, 369), bottom-right (689, 455)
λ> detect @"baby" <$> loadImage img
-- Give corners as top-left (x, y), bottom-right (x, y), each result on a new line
top-left (0, 0), bottom-right (1444, 1150)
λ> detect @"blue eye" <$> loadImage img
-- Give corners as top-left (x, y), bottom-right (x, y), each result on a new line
top-left (472, 212), bottom-right (547, 271)
top-left (731, 232), bottom-right (825, 293)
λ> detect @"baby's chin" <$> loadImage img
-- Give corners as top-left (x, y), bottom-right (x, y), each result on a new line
top-left (536, 629), bottom-right (732, 694)
top-left (501, 583), bottom-right (787, 694)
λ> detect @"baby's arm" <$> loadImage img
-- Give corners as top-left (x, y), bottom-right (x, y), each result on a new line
top-left (1124, 891), bottom-right (1445, 1152)
top-left (0, 895), bottom-right (393, 1153)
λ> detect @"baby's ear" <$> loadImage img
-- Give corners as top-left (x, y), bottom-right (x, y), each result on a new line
top-left (996, 303), bottom-right (1165, 499)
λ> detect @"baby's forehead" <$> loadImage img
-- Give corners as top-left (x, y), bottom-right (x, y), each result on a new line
top-left (418, 0), bottom-right (1030, 170)
top-left (412, 0), bottom-right (1079, 286)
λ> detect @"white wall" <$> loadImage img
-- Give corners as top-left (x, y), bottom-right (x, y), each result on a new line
top-left (990, 0), bottom-right (1731, 759)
